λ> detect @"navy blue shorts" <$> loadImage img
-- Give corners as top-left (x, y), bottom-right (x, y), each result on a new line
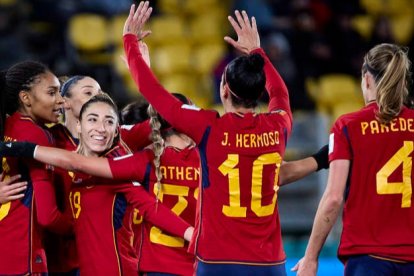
top-left (196, 261), bottom-right (286, 276)
top-left (345, 255), bottom-right (414, 276)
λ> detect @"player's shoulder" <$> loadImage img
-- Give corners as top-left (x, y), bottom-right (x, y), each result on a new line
top-left (14, 115), bottom-right (55, 146)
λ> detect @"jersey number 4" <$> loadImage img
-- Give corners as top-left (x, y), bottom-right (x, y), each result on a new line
top-left (219, 152), bottom-right (282, 218)
top-left (377, 141), bottom-right (412, 208)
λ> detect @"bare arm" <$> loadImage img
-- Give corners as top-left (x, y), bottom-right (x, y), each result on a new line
top-left (33, 146), bottom-right (113, 179)
top-left (279, 157), bottom-right (318, 186)
top-left (292, 159), bottom-right (349, 275)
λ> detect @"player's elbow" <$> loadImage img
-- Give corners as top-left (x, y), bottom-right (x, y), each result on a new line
top-left (323, 194), bottom-right (343, 212)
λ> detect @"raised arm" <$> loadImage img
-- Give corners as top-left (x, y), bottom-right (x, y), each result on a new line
top-left (122, 2), bottom-right (214, 144)
top-left (224, 10), bottom-right (291, 119)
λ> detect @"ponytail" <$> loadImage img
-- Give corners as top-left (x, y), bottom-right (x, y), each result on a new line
top-left (364, 44), bottom-right (411, 124)
top-left (147, 104), bottom-right (165, 203)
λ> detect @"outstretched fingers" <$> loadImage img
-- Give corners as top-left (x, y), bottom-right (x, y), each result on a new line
top-left (241, 10), bottom-right (251, 28)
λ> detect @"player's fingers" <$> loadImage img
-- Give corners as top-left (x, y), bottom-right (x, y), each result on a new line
top-left (234, 10), bottom-right (245, 28)
top-left (6, 193), bottom-right (25, 201)
top-left (227, 16), bottom-right (242, 35)
top-left (4, 174), bottom-right (22, 185)
top-left (252, 16), bottom-right (258, 33)
top-left (140, 30), bottom-right (152, 40)
top-left (8, 181), bottom-right (27, 193)
top-left (224, 36), bottom-right (237, 47)
top-left (133, 1), bottom-right (145, 21)
top-left (123, 4), bottom-right (135, 33)
top-left (241, 10), bottom-right (250, 28)
top-left (140, 7), bottom-right (153, 26)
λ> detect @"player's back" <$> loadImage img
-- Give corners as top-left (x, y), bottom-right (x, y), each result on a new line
top-left (331, 103), bottom-right (414, 262)
top-left (193, 110), bottom-right (290, 264)
top-left (1, 112), bottom-right (51, 274)
top-left (138, 146), bottom-right (198, 275)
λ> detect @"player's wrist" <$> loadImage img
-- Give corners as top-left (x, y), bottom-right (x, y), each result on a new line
top-left (311, 144), bottom-right (329, 171)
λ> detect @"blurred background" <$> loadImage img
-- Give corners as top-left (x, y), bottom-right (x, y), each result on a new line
top-left (1, 0), bottom-right (414, 274)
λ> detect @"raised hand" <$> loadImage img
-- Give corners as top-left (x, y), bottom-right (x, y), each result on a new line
top-left (0, 173), bottom-right (27, 204)
top-left (224, 10), bottom-right (260, 54)
top-left (123, 1), bottom-right (153, 39)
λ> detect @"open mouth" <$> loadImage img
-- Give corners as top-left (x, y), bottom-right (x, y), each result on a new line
top-left (91, 135), bottom-right (107, 143)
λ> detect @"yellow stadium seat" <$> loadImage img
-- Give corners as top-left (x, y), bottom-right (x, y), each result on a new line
top-left (190, 11), bottom-right (227, 44)
top-left (68, 14), bottom-right (111, 65)
top-left (110, 14), bottom-right (128, 46)
top-left (192, 43), bottom-right (226, 74)
top-left (157, 0), bottom-right (182, 15)
top-left (390, 14), bottom-right (414, 45)
top-left (148, 16), bottom-right (187, 45)
top-left (351, 15), bottom-right (374, 40)
top-left (360, 0), bottom-right (386, 15)
top-left (0, 0), bottom-right (16, 6)
top-left (160, 74), bottom-right (198, 97)
top-left (310, 74), bottom-right (364, 114)
top-left (332, 102), bottom-right (363, 121)
top-left (387, 0), bottom-right (413, 16)
top-left (152, 44), bottom-right (192, 76)
top-left (183, 0), bottom-right (224, 15)
top-left (69, 14), bottom-right (109, 51)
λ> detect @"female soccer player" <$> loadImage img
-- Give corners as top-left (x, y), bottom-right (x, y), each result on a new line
top-left (0, 98), bottom-right (329, 276)
top-left (0, 60), bottom-right (70, 275)
top-left (293, 44), bottom-right (414, 275)
top-left (24, 93), bottom-right (193, 275)
top-left (1, 93), bottom-right (199, 275)
top-left (52, 75), bottom-right (152, 152)
top-left (123, 3), bottom-right (292, 274)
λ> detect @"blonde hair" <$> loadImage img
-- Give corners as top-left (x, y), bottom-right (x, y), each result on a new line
top-left (363, 43), bottom-right (411, 124)
top-left (147, 104), bottom-right (165, 202)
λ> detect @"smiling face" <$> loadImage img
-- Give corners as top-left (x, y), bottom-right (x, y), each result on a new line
top-left (19, 71), bottom-right (63, 123)
top-left (64, 77), bottom-right (102, 119)
top-left (77, 101), bottom-right (118, 156)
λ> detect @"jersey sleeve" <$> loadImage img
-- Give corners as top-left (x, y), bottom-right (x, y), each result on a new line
top-left (329, 117), bottom-right (352, 161)
top-left (116, 184), bottom-right (191, 238)
top-left (123, 34), bottom-right (217, 144)
top-left (250, 48), bottom-right (292, 127)
top-left (108, 150), bottom-right (152, 181)
top-left (28, 128), bottom-right (73, 234)
top-left (120, 120), bottom-right (152, 152)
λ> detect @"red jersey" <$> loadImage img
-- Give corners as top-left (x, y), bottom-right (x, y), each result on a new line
top-left (46, 123), bottom-right (79, 272)
top-left (70, 146), bottom-right (191, 276)
top-left (329, 103), bottom-right (414, 262)
top-left (1, 112), bottom-right (71, 274)
top-left (109, 146), bottom-right (199, 275)
top-left (124, 34), bottom-right (292, 265)
top-left (120, 120), bottom-right (152, 152)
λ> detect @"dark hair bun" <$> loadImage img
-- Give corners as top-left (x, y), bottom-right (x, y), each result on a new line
top-left (246, 53), bottom-right (265, 73)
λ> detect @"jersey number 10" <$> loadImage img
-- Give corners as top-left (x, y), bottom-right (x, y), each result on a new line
top-left (219, 152), bottom-right (282, 218)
